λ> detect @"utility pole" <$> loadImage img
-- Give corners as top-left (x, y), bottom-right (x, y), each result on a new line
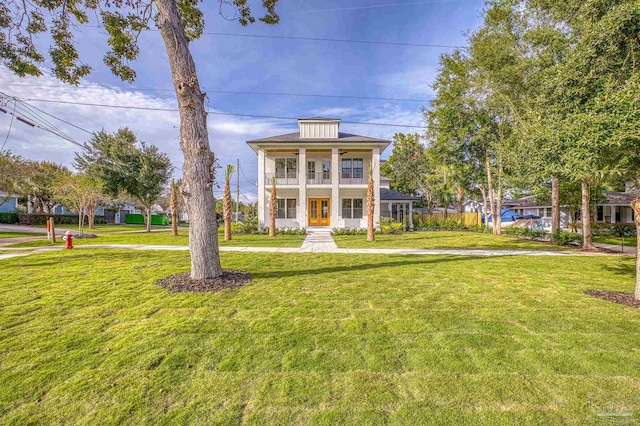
top-left (235, 158), bottom-right (240, 222)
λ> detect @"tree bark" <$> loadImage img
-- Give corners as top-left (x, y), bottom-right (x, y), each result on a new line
top-left (146, 206), bottom-right (152, 233)
top-left (156, 0), bottom-right (222, 279)
top-left (269, 178), bottom-right (277, 237)
top-left (494, 162), bottom-right (503, 235)
top-left (632, 197), bottom-right (640, 300)
top-left (485, 152), bottom-right (497, 235)
top-left (367, 168), bottom-right (375, 242)
top-left (551, 176), bottom-right (560, 241)
top-left (480, 186), bottom-right (488, 226)
top-left (581, 179), bottom-right (594, 250)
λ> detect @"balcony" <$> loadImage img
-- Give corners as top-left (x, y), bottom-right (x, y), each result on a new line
top-left (265, 172), bottom-right (298, 186)
top-left (340, 172), bottom-right (369, 185)
top-left (307, 171), bottom-right (332, 185)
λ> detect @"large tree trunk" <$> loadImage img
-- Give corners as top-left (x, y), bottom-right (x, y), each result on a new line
top-left (485, 152), bottom-right (497, 234)
top-left (494, 162), bottom-right (503, 235)
top-left (223, 175), bottom-right (232, 241)
top-left (581, 179), bottom-right (593, 250)
top-left (156, 0), bottom-right (222, 279)
top-left (269, 179), bottom-right (277, 237)
top-left (551, 177), bottom-right (560, 241)
top-left (146, 207), bottom-right (152, 233)
top-left (480, 186), bottom-right (488, 226)
top-left (367, 169), bottom-right (375, 242)
top-left (632, 197), bottom-right (640, 300)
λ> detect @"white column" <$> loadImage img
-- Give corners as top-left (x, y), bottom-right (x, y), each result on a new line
top-left (409, 201), bottom-right (414, 230)
top-left (258, 148), bottom-right (266, 227)
top-left (331, 147), bottom-right (340, 227)
top-left (373, 147), bottom-right (381, 229)
top-left (610, 206), bottom-right (616, 224)
top-left (299, 148), bottom-right (306, 229)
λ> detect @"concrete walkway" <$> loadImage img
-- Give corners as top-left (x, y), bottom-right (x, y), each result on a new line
top-left (593, 242), bottom-right (637, 255)
top-left (300, 227), bottom-right (337, 251)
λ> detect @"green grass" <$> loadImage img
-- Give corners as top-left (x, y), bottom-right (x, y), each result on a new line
top-left (0, 232), bottom-right (41, 239)
top-left (8, 231), bottom-right (305, 248)
top-left (333, 231), bottom-right (571, 251)
top-left (593, 235), bottom-right (637, 248)
top-left (35, 224), bottom-right (165, 233)
top-left (2, 249), bottom-right (640, 424)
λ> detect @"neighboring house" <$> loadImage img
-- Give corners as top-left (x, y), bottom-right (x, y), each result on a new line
top-left (463, 189), bottom-right (636, 230)
top-left (0, 192), bottom-right (19, 213)
top-left (505, 191), bottom-right (636, 229)
top-left (247, 117), bottom-right (417, 229)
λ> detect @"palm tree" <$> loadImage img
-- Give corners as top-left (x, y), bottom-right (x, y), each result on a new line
top-left (223, 165), bottom-right (235, 241)
top-left (269, 177), bottom-right (277, 237)
top-left (367, 161), bottom-right (375, 242)
top-left (170, 178), bottom-right (180, 236)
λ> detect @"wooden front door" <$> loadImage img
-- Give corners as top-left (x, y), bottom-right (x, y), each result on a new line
top-left (308, 198), bottom-right (330, 227)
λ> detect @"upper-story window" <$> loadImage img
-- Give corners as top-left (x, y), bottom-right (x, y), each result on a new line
top-left (341, 158), bottom-right (363, 179)
top-left (275, 158), bottom-right (297, 178)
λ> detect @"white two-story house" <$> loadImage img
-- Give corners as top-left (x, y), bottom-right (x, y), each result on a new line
top-left (247, 117), bottom-right (416, 229)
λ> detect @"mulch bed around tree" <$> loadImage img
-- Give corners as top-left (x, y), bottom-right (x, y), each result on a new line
top-left (584, 290), bottom-right (640, 308)
top-left (157, 270), bottom-right (252, 293)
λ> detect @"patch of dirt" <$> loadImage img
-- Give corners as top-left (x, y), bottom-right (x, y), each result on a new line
top-left (157, 270), bottom-right (252, 293)
top-left (584, 290), bottom-right (640, 308)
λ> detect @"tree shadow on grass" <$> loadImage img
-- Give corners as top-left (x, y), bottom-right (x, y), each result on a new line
top-left (251, 255), bottom-right (489, 279)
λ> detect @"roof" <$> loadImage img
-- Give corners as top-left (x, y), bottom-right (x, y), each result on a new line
top-left (298, 117), bottom-right (340, 121)
top-left (247, 131), bottom-right (390, 144)
top-left (380, 188), bottom-right (418, 201)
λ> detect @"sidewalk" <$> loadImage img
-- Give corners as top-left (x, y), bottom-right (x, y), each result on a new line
top-left (0, 243), bottom-right (622, 261)
top-left (593, 242), bottom-right (637, 255)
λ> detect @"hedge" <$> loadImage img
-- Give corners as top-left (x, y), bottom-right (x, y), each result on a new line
top-left (18, 214), bottom-right (107, 226)
top-left (0, 212), bottom-right (19, 224)
top-left (124, 213), bottom-right (169, 226)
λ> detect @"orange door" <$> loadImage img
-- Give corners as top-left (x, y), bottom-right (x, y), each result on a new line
top-left (308, 198), bottom-right (330, 226)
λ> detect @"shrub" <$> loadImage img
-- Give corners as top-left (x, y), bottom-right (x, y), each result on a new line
top-left (440, 217), bottom-right (465, 231)
top-left (591, 222), bottom-right (613, 236)
top-left (552, 229), bottom-right (583, 246)
top-left (379, 217), bottom-right (403, 234)
top-left (502, 226), bottom-right (548, 240)
top-left (231, 216), bottom-right (258, 234)
top-left (278, 227), bottom-right (306, 235)
top-left (18, 213), bottom-right (106, 226)
top-left (332, 227), bottom-right (367, 235)
top-left (0, 212), bottom-right (19, 224)
top-left (467, 224), bottom-right (491, 234)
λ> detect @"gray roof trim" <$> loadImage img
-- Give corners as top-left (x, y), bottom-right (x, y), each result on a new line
top-left (298, 117), bottom-right (340, 121)
top-left (247, 131), bottom-right (390, 144)
top-left (380, 188), bottom-right (418, 201)
top-left (505, 191), bottom-right (635, 208)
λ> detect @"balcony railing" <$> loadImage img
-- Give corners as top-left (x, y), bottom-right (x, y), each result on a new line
top-left (307, 171), bottom-right (332, 185)
top-left (265, 172), bottom-right (299, 186)
top-left (339, 172), bottom-right (369, 185)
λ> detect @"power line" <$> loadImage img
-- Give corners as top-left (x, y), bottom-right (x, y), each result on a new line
top-left (1, 99), bottom-right (16, 151)
top-left (80, 24), bottom-right (462, 49)
top-left (20, 97), bottom-right (427, 129)
top-left (3, 82), bottom-right (432, 103)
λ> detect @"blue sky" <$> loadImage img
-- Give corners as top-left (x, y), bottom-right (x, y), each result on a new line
top-left (0, 0), bottom-right (484, 201)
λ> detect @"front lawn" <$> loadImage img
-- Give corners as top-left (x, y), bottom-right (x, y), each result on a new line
top-left (1, 250), bottom-right (639, 424)
top-left (8, 230), bottom-right (305, 248)
top-left (35, 224), bottom-right (166, 233)
top-left (593, 235), bottom-right (637, 248)
top-left (333, 231), bottom-right (571, 251)
top-left (0, 232), bottom-right (41, 239)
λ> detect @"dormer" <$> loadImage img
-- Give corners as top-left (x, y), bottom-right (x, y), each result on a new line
top-left (298, 117), bottom-right (340, 139)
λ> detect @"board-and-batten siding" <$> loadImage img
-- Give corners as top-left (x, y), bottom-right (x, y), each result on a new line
top-left (299, 122), bottom-right (339, 139)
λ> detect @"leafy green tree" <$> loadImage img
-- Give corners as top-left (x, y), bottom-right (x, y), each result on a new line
top-left (75, 128), bottom-right (172, 232)
top-left (53, 173), bottom-right (104, 231)
top-left (23, 161), bottom-right (71, 214)
top-left (381, 133), bottom-right (430, 195)
top-left (1, 0), bottom-right (280, 279)
top-left (0, 151), bottom-right (24, 208)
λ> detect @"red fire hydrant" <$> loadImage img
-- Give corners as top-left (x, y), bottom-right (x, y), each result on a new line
top-left (63, 230), bottom-right (73, 249)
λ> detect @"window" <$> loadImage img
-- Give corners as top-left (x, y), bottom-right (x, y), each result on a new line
top-left (353, 199), bottom-right (363, 219)
top-left (341, 158), bottom-right (364, 179)
top-left (342, 199), bottom-right (352, 218)
top-left (537, 207), bottom-right (545, 217)
top-left (276, 198), bottom-right (296, 219)
top-left (342, 198), bottom-right (363, 219)
top-left (275, 158), bottom-right (297, 179)
top-left (322, 161), bottom-right (331, 179)
top-left (307, 161), bottom-right (316, 180)
top-left (597, 206), bottom-right (604, 221)
top-left (341, 159), bottom-right (352, 178)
